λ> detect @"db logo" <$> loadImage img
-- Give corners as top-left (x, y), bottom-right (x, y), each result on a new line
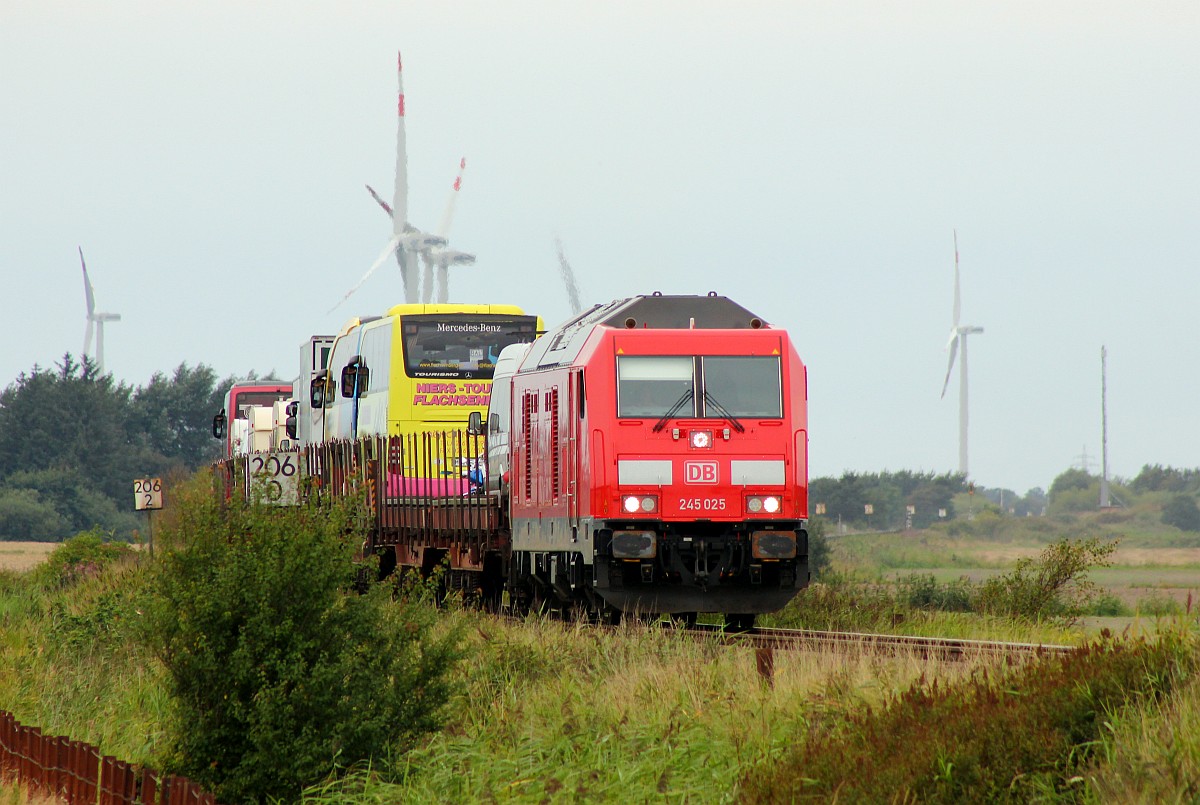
top-left (684, 461), bottom-right (719, 484)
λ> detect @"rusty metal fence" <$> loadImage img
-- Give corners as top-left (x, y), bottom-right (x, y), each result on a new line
top-left (217, 430), bottom-right (507, 564)
top-left (0, 710), bottom-right (220, 804)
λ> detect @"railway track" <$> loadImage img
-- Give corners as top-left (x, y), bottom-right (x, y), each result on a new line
top-left (688, 623), bottom-right (1077, 661)
top-left (495, 607), bottom-right (1076, 663)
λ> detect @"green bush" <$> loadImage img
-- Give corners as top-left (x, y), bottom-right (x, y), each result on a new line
top-left (1162, 495), bottom-right (1200, 532)
top-left (31, 528), bottom-right (134, 589)
top-left (1137, 591), bottom-right (1183, 617)
top-left (741, 633), bottom-right (1195, 803)
top-left (143, 474), bottom-right (466, 804)
top-left (806, 518), bottom-right (830, 577)
top-left (898, 573), bottom-right (974, 613)
top-left (770, 573), bottom-right (900, 632)
top-left (0, 486), bottom-right (70, 540)
top-left (1085, 592), bottom-right (1132, 617)
top-left (973, 537), bottom-right (1116, 621)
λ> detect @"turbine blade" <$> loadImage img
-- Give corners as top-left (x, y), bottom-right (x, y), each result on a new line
top-left (366, 184), bottom-right (393, 218)
top-left (329, 234), bottom-right (403, 313)
top-left (83, 319), bottom-right (93, 357)
top-left (436, 157), bottom-right (466, 237)
top-left (554, 238), bottom-right (583, 315)
top-left (391, 50), bottom-right (408, 236)
top-left (79, 247), bottom-right (95, 316)
top-left (940, 334), bottom-right (959, 399)
top-left (951, 229), bottom-right (961, 328)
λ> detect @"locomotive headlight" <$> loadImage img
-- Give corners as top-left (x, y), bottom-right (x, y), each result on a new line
top-left (623, 495), bottom-right (659, 514)
top-left (746, 495), bottom-right (782, 515)
top-left (690, 430), bottom-right (712, 449)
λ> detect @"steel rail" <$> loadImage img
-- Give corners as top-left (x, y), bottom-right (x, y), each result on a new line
top-left (686, 623), bottom-right (1077, 661)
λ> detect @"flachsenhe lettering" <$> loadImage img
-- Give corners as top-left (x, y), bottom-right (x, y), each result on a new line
top-left (412, 394), bottom-right (492, 407)
top-left (412, 380), bottom-right (493, 407)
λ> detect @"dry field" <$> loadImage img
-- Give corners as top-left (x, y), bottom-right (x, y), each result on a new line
top-left (0, 542), bottom-right (57, 572)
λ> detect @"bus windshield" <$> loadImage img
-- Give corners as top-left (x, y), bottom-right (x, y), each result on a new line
top-left (402, 315), bottom-right (539, 379)
top-left (231, 390), bottom-right (291, 418)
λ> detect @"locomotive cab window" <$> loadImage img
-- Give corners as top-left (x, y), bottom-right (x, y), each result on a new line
top-left (700, 356), bottom-right (782, 418)
top-left (617, 356), bottom-right (695, 417)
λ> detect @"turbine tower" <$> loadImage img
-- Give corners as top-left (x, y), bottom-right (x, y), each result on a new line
top-left (331, 51), bottom-right (445, 313)
top-left (939, 231), bottom-right (983, 478)
top-left (79, 247), bottom-right (121, 375)
top-left (1100, 345), bottom-right (1111, 508)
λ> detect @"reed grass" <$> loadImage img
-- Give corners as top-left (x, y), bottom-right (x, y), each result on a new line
top-left (299, 613), bottom-right (999, 803)
top-left (0, 553), bottom-right (167, 764)
top-left (4, 536), bottom-right (1200, 802)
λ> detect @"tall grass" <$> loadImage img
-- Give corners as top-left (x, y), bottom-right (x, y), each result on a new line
top-left (741, 629), bottom-right (1199, 803)
top-left (4, 527), bottom-right (1200, 802)
top-left (1085, 624), bottom-right (1200, 802)
top-left (0, 541), bottom-right (167, 763)
top-left (298, 613), bottom-right (999, 803)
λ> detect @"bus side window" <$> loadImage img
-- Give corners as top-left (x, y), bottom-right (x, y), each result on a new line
top-left (341, 357), bottom-right (369, 398)
top-left (310, 369), bottom-right (330, 409)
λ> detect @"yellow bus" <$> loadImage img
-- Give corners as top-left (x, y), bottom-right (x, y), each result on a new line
top-left (314, 303), bottom-right (542, 443)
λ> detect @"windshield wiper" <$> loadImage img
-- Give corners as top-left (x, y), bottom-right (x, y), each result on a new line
top-left (703, 391), bottom-right (745, 433)
top-left (652, 389), bottom-right (695, 432)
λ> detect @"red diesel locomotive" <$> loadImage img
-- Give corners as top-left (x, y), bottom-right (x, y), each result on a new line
top-left (500, 292), bottom-right (809, 624)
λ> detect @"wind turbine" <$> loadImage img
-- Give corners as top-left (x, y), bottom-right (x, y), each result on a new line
top-left (79, 247), bottom-right (121, 375)
top-left (939, 231), bottom-right (983, 478)
top-left (554, 238), bottom-right (582, 316)
top-left (421, 157), bottom-right (476, 303)
top-left (330, 51), bottom-right (444, 313)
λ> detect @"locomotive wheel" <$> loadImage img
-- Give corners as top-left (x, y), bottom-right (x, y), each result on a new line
top-left (669, 611), bottom-right (698, 627)
top-left (599, 606), bottom-right (622, 626)
top-left (479, 578), bottom-right (503, 614)
top-left (724, 613), bottom-right (756, 633)
top-left (529, 584), bottom-right (556, 617)
top-left (507, 587), bottom-right (531, 617)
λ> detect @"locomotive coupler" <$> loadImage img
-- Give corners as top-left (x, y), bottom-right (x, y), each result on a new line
top-left (666, 536), bottom-right (734, 590)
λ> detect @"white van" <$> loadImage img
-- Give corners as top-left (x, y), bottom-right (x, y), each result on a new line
top-left (483, 342), bottom-right (532, 491)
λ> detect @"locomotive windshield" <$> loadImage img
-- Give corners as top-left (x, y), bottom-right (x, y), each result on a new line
top-left (700, 356), bottom-right (782, 418)
top-left (617, 356), bottom-right (694, 417)
top-left (617, 355), bottom-right (781, 419)
top-left (402, 315), bottom-right (539, 380)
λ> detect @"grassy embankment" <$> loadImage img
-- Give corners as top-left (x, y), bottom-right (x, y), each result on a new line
top-left (822, 496), bottom-right (1200, 629)
top-left (3, 499), bottom-right (1200, 801)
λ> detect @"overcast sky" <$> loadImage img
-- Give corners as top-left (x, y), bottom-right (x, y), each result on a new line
top-left (2, 1), bottom-right (1197, 494)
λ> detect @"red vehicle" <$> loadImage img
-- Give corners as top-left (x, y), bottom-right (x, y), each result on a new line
top-left (211, 381), bottom-right (294, 459)
top-left (297, 293), bottom-right (809, 627)
top-left (502, 293), bottom-right (809, 625)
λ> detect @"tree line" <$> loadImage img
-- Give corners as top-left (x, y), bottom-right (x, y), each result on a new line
top-left (813, 464), bottom-right (1200, 533)
top-left (4, 353), bottom-right (1198, 540)
top-left (0, 354), bottom-right (266, 540)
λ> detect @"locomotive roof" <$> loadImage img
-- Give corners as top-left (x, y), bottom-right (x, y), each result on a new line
top-left (524, 293), bottom-right (769, 371)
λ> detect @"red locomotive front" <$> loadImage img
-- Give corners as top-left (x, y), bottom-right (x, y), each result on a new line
top-left (507, 293), bottom-right (809, 624)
